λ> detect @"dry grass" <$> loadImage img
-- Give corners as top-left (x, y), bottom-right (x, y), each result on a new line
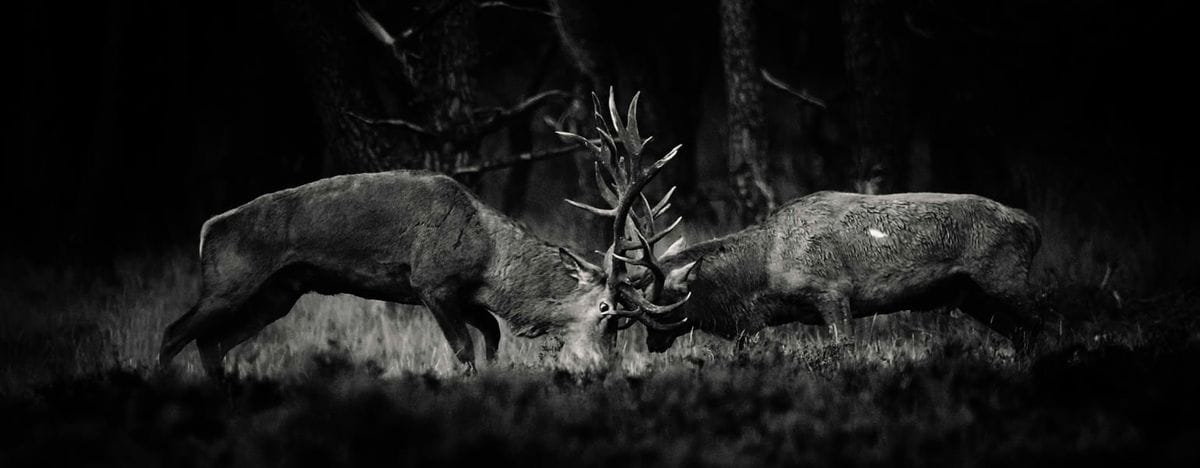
top-left (2, 248), bottom-right (1198, 466)
top-left (0, 249), bottom-right (1029, 388)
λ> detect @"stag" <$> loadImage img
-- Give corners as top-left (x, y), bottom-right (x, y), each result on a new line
top-left (158, 92), bottom-right (687, 379)
top-left (638, 191), bottom-right (1043, 352)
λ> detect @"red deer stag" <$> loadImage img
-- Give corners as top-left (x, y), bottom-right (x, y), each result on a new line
top-left (637, 191), bottom-right (1043, 353)
top-left (158, 92), bottom-right (687, 378)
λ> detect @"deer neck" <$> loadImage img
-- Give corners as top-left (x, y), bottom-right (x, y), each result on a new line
top-left (473, 215), bottom-right (587, 337)
top-left (663, 228), bottom-right (773, 337)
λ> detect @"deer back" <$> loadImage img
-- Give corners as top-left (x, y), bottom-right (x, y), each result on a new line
top-left (196, 172), bottom-right (515, 291)
top-left (654, 191), bottom-right (1040, 335)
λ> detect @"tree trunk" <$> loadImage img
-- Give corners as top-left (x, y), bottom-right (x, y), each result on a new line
top-left (719, 0), bottom-right (774, 223)
top-left (414, 0), bottom-right (480, 176)
top-left (277, 0), bottom-right (405, 174)
top-left (840, 0), bottom-right (911, 194)
top-left (501, 123), bottom-right (534, 216)
top-left (278, 0), bottom-right (481, 175)
top-left (550, 0), bottom-right (708, 210)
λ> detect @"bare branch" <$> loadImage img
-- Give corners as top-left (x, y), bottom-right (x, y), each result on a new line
top-left (760, 69), bottom-right (827, 109)
top-left (346, 111), bottom-right (434, 136)
top-left (471, 90), bottom-right (573, 136)
top-left (451, 144), bottom-right (587, 175)
top-left (477, 1), bottom-right (557, 18)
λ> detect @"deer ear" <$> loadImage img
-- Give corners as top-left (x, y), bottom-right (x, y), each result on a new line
top-left (559, 247), bottom-right (603, 283)
top-left (665, 259), bottom-right (701, 289)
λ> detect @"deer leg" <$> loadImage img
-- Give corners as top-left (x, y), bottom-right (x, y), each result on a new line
top-left (959, 289), bottom-right (1038, 352)
top-left (816, 292), bottom-right (854, 343)
top-left (964, 267), bottom-right (1041, 352)
top-left (195, 334), bottom-right (229, 381)
top-left (419, 288), bottom-right (477, 373)
top-left (191, 267), bottom-right (308, 380)
top-left (160, 294), bottom-right (241, 371)
top-left (164, 298), bottom-right (238, 379)
top-left (463, 306), bottom-right (501, 362)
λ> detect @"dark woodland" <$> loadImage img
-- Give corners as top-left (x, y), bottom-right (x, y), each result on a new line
top-left (3, 0), bottom-right (1198, 466)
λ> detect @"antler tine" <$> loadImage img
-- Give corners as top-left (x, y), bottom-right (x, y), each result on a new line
top-left (652, 186), bottom-right (676, 218)
top-left (604, 105), bottom-right (680, 287)
top-left (590, 93), bottom-right (623, 181)
top-left (608, 88), bottom-right (645, 174)
top-left (563, 90), bottom-right (692, 333)
top-left (554, 131), bottom-right (600, 153)
top-left (638, 194), bottom-right (657, 235)
top-left (616, 318), bottom-right (640, 330)
top-left (607, 143), bottom-right (682, 241)
top-left (614, 281), bottom-right (692, 313)
top-left (617, 216), bottom-right (681, 252)
top-left (626, 92), bottom-right (644, 160)
top-left (591, 92), bottom-right (607, 132)
top-left (649, 144), bottom-right (683, 174)
top-left (631, 227), bottom-right (667, 300)
top-left (602, 309), bottom-right (689, 331)
top-left (607, 88), bottom-right (625, 148)
top-left (594, 162), bottom-right (619, 207)
top-left (620, 187), bottom-right (679, 253)
top-left (564, 198), bottom-right (614, 217)
top-left (604, 284), bottom-right (691, 331)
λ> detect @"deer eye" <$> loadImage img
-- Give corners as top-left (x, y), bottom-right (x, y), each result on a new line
top-left (599, 302), bottom-right (610, 312)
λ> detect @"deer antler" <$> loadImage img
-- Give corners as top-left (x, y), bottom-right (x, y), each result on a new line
top-left (558, 89), bottom-right (689, 331)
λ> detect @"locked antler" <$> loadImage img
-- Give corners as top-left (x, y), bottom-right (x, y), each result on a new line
top-left (557, 89), bottom-right (690, 331)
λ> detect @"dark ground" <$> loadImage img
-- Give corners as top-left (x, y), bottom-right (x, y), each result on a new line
top-left (2, 288), bottom-right (1198, 467)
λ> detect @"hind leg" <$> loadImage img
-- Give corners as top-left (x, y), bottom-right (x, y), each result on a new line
top-left (463, 306), bottom-right (501, 362)
top-left (193, 272), bottom-right (306, 380)
top-left (159, 295), bottom-right (240, 370)
top-left (195, 334), bottom-right (229, 380)
top-left (419, 287), bottom-right (477, 373)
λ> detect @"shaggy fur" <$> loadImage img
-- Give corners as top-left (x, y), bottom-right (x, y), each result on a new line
top-left (647, 191), bottom-right (1042, 352)
top-left (159, 171), bottom-right (612, 378)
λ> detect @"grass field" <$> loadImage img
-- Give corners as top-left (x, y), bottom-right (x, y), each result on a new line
top-left (2, 248), bottom-right (1198, 466)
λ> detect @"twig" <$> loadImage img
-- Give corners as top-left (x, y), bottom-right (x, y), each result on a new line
top-left (346, 111), bottom-right (435, 136)
top-left (760, 69), bottom-right (827, 109)
top-left (452, 143), bottom-right (587, 175)
top-left (470, 90), bottom-right (573, 136)
top-left (346, 89), bottom-right (573, 141)
top-left (475, 0), bottom-right (554, 17)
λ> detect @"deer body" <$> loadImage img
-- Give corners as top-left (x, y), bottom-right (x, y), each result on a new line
top-left (646, 191), bottom-right (1042, 351)
top-left (160, 170), bottom-right (611, 377)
